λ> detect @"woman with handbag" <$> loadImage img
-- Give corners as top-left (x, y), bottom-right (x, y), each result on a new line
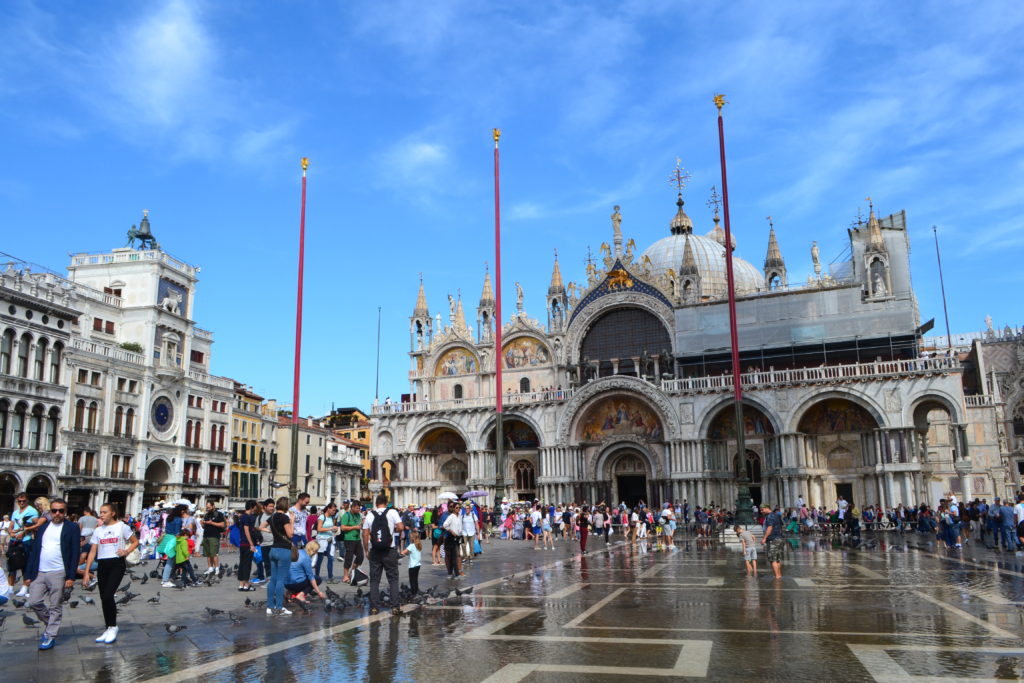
top-left (266, 497), bottom-right (295, 616)
top-left (82, 502), bottom-right (139, 644)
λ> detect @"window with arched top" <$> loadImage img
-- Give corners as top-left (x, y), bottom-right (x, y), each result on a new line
top-left (74, 399), bottom-right (85, 431)
top-left (114, 406), bottom-right (124, 436)
top-left (0, 329), bottom-right (13, 374)
top-left (514, 459), bottom-right (536, 490)
top-left (453, 384), bottom-right (463, 400)
top-left (45, 407), bottom-right (59, 451)
top-left (11, 402), bottom-right (27, 448)
top-left (33, 338), bottom-right (47, 380)
top-left (87, 401), bottom-right (98, 432)
top-left (0, 399), bottom-right (8, 445)
top-left (519, 377), bottom-right (530, 393)
top-left (49, 342), bottom-right (62, 383)
top-left (185, 420), bottom-right (193, 445)
top-left (440, 459), bottom-right (467, 486)
top-left (28, 404), bottom-right (43, 450)
top-left (17, 333), bottom-right (31, 377)
top-left (125, 408), bottom-right (135, 438)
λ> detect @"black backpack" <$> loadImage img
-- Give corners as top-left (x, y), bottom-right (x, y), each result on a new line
top-left (369, 510), bottom-right (392, 552)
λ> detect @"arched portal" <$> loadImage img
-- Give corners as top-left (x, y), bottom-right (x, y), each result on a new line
top-left (418, 427), bottom-right (467, 455)
top-left (26, 474), bottom-right (52, 499)
top-left (144, 459), bottom-right (172, 507)
top-left (708, 402), bottom-right (776, 506)
top-left (608, 450), bottom-right (650, 508)
top-left (798, 398), bottom-right (881, 507)
top-left (0, 472), bottom-right (19, 517)
top-left (487, 419), bottom-right (540, 450)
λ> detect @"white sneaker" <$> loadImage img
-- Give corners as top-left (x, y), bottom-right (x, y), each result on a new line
top-left (103, 626), bottom-right (119, 643)
top-left (95, 628), bottom-right (113, 643)
top-left (16, 586), bottom-right (29, 598)
top-left (266, 608), bottom-right (274, 615)
top-left (161, 582), bottom-right (176, 588)
top-left (278, 608), bottom-right (292, 615)
top-left (206, 567), bottom-right (215, 574)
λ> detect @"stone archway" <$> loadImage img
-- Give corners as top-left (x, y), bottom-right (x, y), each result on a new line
top-left (607, 450), bottom-right (651, 508)
top-left (144, 459), bottom-right (172, 507)
top-left (0, 472), bottom-right (19, 517)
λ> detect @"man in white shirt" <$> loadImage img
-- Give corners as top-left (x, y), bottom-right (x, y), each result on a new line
top-left (530, 506), bottom-right (543, 550)
top-left (1013, 496), bottom-right (1024, 527)
top-left (361, 494), bottom-right (404, 616)
top-left (837, 496), bottom-right (848, 520)
top-left (25, 498), bottom-right (79, 649)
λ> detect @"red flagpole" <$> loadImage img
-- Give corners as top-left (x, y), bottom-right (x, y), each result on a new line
top-left (493, 129), bottom-right (505, 497)
top-left (290, 157), bottom-right (308, 499)
top-left (715, 95), bottom-right (753, 522)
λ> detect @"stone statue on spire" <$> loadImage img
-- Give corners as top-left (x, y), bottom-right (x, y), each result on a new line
top-left (611, 205), bottom-right (623, 257)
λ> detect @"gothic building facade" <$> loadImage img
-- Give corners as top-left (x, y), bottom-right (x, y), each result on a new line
top-left (372, 191), bottom-right (1008, 511)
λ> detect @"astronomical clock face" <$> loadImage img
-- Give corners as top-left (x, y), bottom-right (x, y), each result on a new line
top-left (151, 396), bottom-right (174, 434)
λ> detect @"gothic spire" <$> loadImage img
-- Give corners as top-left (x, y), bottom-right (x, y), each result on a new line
top-left (680, 234), bottom-right (699, 275)
top-left (479, 266), bottom-right (494, 305)
top-left (669, 193), bottom-right (693, 236)
top-left (764, 219), bottom-right (784, 270)
top-left (866, 198), bottom-right (886, 251)
top-left (548, 250), bottom-right (565, 294)
top-left (413, 276), bottom-right (429, 316)
top-left (455, 293), bottom-right (468, 331)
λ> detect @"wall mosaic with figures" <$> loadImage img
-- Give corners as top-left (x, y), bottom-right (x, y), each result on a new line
top-left (435, 347), bottom-right (478, 376)
top-left (577, 395), bottom-right (664, 442)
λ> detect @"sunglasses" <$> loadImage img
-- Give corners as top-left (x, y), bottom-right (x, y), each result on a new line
top-left (51, 508), bottom-right (67, 513)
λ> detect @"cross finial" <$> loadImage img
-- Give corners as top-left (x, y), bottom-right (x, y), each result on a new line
top-left (584, 246), bottom-right (595, 268)
top-left (457, 288), bottom-right (461, 300)
top-left (706, 186), bottom-right (721, 217)
top-left (668, 158), bottom-right (691, 193)
top-left (419, 272), bottom-right (423, 284)
top-left (766, 215), bottom-right (773, 229)
top-left (554, 248), bottom-right (558, 261)
top-left (484, 261), bottom-right (488, 274)
top-left (851, 207), bottom-right (864, 228)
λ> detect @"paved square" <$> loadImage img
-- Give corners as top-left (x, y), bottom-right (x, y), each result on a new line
top-left (3, 535), bottom-right (1024, 681)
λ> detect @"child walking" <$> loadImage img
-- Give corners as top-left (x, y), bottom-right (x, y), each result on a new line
top-left (401, 530), bottom-right (422, 594)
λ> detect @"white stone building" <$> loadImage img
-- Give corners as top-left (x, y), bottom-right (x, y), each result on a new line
top-left (372, 194), bottom-right (1007, 510)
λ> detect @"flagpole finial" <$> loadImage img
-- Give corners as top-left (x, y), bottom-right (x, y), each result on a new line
top-left (493, 128), bottom-right (501, 147)
top-left (713, 93), bottom-right (727, 112)
top-left (301, 157), bottom-right (309, 174)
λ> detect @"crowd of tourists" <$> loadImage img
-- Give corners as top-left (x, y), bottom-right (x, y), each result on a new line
top-left (7, 485), bottom-right (1024, 652)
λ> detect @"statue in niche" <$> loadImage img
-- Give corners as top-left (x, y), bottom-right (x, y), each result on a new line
top-left (160, 289), bottom-right (182, 315)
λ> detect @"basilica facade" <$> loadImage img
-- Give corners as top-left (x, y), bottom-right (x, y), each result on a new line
top-left (371, 192), bottom-right (1010, 511)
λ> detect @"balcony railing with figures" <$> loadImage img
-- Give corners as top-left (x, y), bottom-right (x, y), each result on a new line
top-left (375, 357), bottom-right (961, 416)
top-left (661, 356), bottom-right (961, 394)
top-left (188, 369), bottom-right (234, 390)
top-left (72, 338), bottom-right (145, 365)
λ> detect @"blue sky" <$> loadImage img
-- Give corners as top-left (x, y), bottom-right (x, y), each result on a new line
top-left (2, 1), bottom-right (1022, 414)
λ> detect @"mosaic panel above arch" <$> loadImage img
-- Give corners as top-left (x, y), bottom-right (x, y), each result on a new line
top-left (434, 347), bottom-right (478, 376)
top-left (502, 337), bottom-right (550, 369)
top-left (798, 398), bottom-right (879, 434)
top-left (577, 395), bottom-right (664, 443)
top-left (708, 404), bottom-right (776, 439)
top-left (418, 427), bottom-right (467, 454)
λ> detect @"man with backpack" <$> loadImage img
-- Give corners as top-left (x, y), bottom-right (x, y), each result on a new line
top-left (361, 493), bottom-right (404, 616)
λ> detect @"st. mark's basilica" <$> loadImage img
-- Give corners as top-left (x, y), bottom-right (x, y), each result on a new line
top-left (371, 185), bottom-right (1021, 511)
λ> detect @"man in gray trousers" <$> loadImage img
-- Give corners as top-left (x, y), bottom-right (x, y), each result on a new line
top-left (25, 498), bottom-right (80, 650)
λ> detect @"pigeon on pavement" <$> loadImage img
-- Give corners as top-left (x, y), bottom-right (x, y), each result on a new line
top-left (164, 623), bottom-right (187, 634)
top-left (22, 613), bottom-right (38, 627)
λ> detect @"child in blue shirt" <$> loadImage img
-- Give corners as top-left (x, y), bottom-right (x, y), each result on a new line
top-left (400, 530), bottom-right (422, 594)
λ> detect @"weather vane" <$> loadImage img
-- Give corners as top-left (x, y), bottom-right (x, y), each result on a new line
top-left (706, 185), bottom-right (722, 217)
top-left (851, 207), bottom-right (864, 228)
top-left (766, 215), bottom-right (773, 229)
top-left (668, 158), bottom-right (691, 193)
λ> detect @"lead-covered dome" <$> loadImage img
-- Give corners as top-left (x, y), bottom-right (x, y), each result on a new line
top-left (640, 196), bottom-right (762, 298)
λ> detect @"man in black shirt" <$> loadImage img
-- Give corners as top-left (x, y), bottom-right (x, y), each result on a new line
top-left (201, 501), bottom-right (226, 576)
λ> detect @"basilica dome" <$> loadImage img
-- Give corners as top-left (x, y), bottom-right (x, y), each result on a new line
top-left (640, 197), bottom-right (763, 298)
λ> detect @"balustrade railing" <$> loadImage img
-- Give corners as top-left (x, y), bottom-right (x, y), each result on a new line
top-left (72, 338), bottom-right (145, 365)
top-left (373, 388), bottom-right (574, 415)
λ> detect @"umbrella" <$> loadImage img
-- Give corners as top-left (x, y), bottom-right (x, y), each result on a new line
top-left (439, 492), bottom-right (459, 500)
top-left (461, 491), bottom-right (488, 499)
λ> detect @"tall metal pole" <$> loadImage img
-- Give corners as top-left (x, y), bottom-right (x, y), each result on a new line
top-left (290, 157), bottom-right (309, 502)
top-left (715, 96), bottom-right (753, 523)
top-left (933, 226), bottom-right (953, 351)
top-left (375, 306), bottom-right (382, 402)
top-left (493, 129), bottom-right (505, 503)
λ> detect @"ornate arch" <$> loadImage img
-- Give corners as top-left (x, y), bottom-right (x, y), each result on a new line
top-left (409, 420), bottom-right (470, 454)
top-left (500, 333), bottom-right (553, 370)
top-left (592, 438), bottom-right (661, 480)
top-left (478, 412), bottom-right (545, 450)
top-left (431, 343), bottom-right (480, 377)
top-left (788, 390), bottom-right (887, 433)
top-left (0, 470), bottom-right (23, 490)
top-left (565, 294), bottom-right (674, 367)
top-left (905, 391), bottom-right (963, 427)
top-left (556, 375), bottom-right (679, 443)
top-left (697, 396), bottom-right (783, 439)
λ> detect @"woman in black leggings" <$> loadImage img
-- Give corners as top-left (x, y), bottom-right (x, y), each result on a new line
top-left (82, 502), bottom-right (138, 645)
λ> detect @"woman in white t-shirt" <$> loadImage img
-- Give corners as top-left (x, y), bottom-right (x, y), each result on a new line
top-left (0, 514), bottom-right (10, 555)
top-left (83, 503), bottom-right (139, 645)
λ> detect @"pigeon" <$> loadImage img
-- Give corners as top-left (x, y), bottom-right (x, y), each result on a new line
top-left (233, 563), bottom-right (239, 571)
top-left (140, 574), bottom-right (149, 585)
top-left (227, 611), bottom-right (247, 623)
top-left (84, 581), bottom-right (98, 592)
top-left (12, 598), bottom-right (26, 608)
top-left (116, 582), bottom-right (132, 593)
top-left (69, 600), bottom-right (80, 608)
top-left (164, 623), bottom-right (187, 634)
top-left (149, 570), bottom-right (161, 579)
top-left (23, 613), bottom-right (38, 627)
top-left (115, 594), bottom-right (132, 605)
top-left (455, 587), bottom-right (473, 596)
top-left (244, 597), bottom-right (253, 607)
top-left (218, 567), bottom-right (226, 579)
top-left (82, 595), bottom-right (96, 605)
top-left (205, 607), bottom-right (225, 618)
top-left (148, 593), bottom-right (161, 604)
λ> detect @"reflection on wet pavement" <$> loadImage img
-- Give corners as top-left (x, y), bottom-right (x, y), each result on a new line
top-left (5, 535), bottom-right (1024, 681)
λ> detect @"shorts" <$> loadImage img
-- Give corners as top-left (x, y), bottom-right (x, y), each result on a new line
top-left (765, 538), bottom-right (784, 563)
top-left (532, 526), bottom-right (541, 535)
top-left (542, 524), bottom-right (551, 533)
top-left (743, 546), bottom-right (757, 561)
top-left (285, 579), bottom-right (313, 595)
top-left (202, 536), bottom-right (220, 558)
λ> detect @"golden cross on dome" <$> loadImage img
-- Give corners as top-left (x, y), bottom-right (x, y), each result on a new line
top-left (668, 158), bottom-right (691, 193)
top-left (706, 186), bottom-right (721, 217)
top-left (143, 209), bottom-right (149, 217)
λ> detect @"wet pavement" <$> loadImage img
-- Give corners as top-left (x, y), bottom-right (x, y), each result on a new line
top-left (4, 532), bottom-right (1024, 682)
